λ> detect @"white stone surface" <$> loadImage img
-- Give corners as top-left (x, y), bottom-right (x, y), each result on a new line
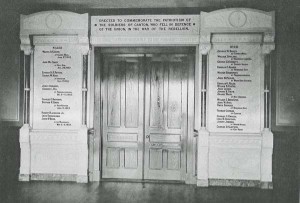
top-left (261, 128), bottom-right (273, 182)
top-left (19, 124), bottom-right (31, 181)
top-left (207, 42), bottom-right (263, 133)
top-left (197, 127), bottom-right (209, 184)
top-left (209, 135), bottom-right (261, 180)
top-left (197, 8), bottom-right (275, 187)
top-left (19, 11), bottom-right (89, 182)
top-left (29, 127), bottom-right (88, 180)
top-left (32, 43), bottom-right (82, 130)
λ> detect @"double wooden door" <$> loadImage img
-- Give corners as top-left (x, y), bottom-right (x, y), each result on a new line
top-left (101, 48), bottom-right (194, 181)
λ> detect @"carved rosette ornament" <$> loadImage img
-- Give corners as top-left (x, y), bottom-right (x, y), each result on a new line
top-left (228, 11), bottom-right (247, 28)
top-left (45, 13), bottom-right (62, 29)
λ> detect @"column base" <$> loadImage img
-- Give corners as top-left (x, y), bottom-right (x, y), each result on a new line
top-left (19, 173), bottom-right (89, 183)
top-left (76, 175), bottom-right (88, 183)
top-left (197, 179), bottom-right (209, 187)
top-left (89, 170), bottom-right (100, 182)
top-left (196, 178), bottom-right (273, 189)
top-left (209, 179), bottom-right (261, 188)
top-left (18, 174), bottom-right (30, 181)
top-left (260, 181), bottom-right (273, 189)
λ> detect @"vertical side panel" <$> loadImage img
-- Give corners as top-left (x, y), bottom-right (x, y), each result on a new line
top-left (125, 62), bottom-right (139, 128)
top-left (150, 62), bottom-right (164, 128)
top-left (107, 61), bottom-right (121, 127)
top-left (167, 62), bottom-right (182, 129)
top-left (102, 53), bottom-right (144, 179)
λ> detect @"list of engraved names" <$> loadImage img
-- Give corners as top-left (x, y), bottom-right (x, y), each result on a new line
top-left (209, 44), bottom-right (261, 133)
top-left (33, 45), bottom-right (81, 129)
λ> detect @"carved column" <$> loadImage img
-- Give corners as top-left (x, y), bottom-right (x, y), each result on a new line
top-left (197, 37), bottom-right (211, 187)
top-left (19, 35), bottom-right (32, 181)
top-left (261, 39), bottom-right (275, 189)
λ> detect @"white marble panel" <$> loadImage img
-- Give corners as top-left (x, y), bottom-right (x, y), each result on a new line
top-left (31, 145), bottom-right (79, 174)
top-left (32, 44), bottom-right (82, 129)
top-left (209, 147), bottom-right (261, 180)
top-left (207, 43), bottom-right (262, 133)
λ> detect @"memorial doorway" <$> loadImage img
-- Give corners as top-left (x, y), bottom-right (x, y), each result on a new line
top-left (99, 47), bottom-right (194, 181)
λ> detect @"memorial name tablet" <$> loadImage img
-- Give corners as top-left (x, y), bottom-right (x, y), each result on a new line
top-left (33, 45), bottom-right (82, 129)
top-left (208, 44), bottom-right (261, 133)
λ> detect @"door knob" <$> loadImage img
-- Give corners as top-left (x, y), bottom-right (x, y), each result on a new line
top-left (146, 135), bottom-right (150, 139)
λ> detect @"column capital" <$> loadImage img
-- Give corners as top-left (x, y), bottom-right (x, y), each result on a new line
top-left (199, 43), bottom-right (211, 55)
top-left (20, 35), bottom-right (32, 55)
top-left (80, 45), bottom-right (90, 55)
top-left (262, 43), bottom-right (275, 55)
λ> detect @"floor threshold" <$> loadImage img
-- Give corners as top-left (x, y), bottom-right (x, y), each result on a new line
top-left (100, 178), bottom-right (185, 184)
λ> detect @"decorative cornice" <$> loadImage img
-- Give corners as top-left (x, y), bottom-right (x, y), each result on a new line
top-left (211, 34), bottom-right (262, 43)
top-left (33, 36), bottom-right (79, 44)
top-left (199, 32), bottom-right (210, 43)
top-left (90, 35), bottom-right (199, 45)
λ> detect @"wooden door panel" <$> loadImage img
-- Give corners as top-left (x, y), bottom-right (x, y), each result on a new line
top-left (102, 54), bottom-right (144, 179)
top-left (125, 63), bottom-right (139, 128)
top-left (149, 134), bottom-right (181, 143)
top-left (101, 50), bottom-right (194, 181)
top-left (167, 150), bottom-right (181, 170)
top-left (149, 149), bottom-right (163, 169)
top-left (124, 149), bottom-right (138, 169)
top-left (167, 62), bottom-right (182, 129)
top-left (107, 61), bottom-right (122, 127)
top-left (107, 133), bottom-right (138, 142)
top-left (106, 148), bottom-right (120, 168)
top-left (144, 54), bottom-right (189, 181)
top-left (149, 62), bottom-right (164, 128)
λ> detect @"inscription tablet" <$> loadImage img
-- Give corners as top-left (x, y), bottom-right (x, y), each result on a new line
top-left (32, 45), bottom-right (82, 129)
top-left (208, 43), bottom-right (261, 133)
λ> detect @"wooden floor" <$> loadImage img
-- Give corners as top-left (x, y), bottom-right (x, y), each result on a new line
top-left (0, 180), bottom-right (298, 203)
